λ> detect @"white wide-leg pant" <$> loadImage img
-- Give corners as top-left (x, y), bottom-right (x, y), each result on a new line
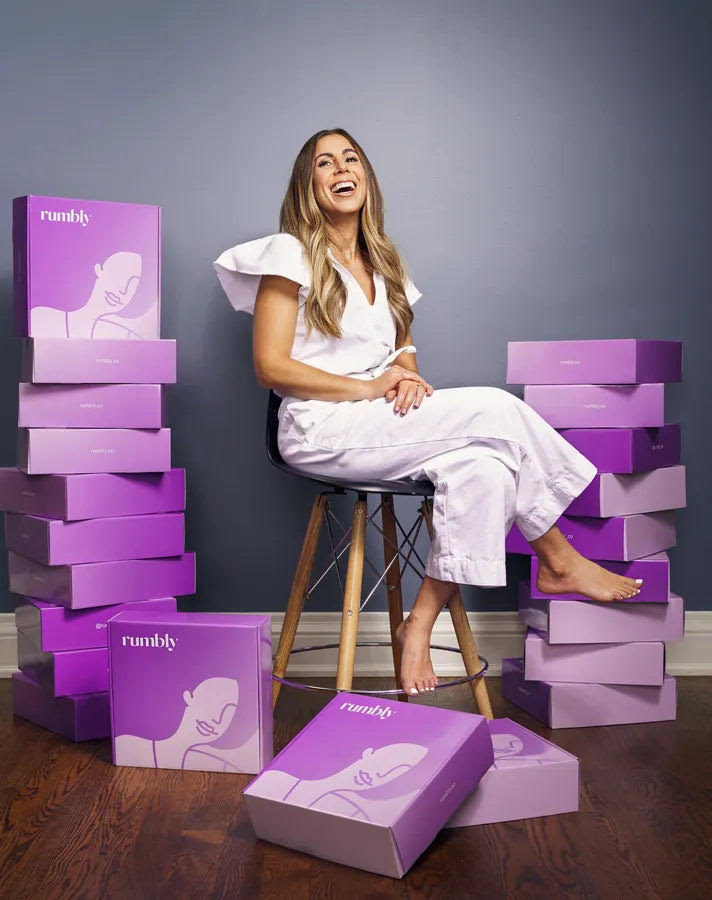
top-left (278, 386), bottom-right (598, 587)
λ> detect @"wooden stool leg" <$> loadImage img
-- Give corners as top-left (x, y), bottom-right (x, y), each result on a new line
top-left (381, 494), bottom-right (407, 700)
top-left (336, 497), bottom-right (367, 691)
top-left (420, 499), bottom-right (494, 719)
top-left (272, 493), bottom-right (326, 706)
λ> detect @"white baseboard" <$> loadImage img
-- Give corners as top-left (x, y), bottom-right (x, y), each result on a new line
top-left (1, 610), bottom-right (711, 678)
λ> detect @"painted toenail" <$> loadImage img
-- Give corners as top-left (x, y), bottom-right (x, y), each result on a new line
top-left (409, 688), bottom-right (418, 695)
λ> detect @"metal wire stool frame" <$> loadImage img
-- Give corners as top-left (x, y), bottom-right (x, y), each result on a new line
top-left (272, 641), bottom-right (489, 695)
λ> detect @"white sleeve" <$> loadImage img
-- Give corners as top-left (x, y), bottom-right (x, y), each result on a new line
top-left (212, 232), bottom-right (311, 315)
top-left (405, 278), bottom-right (422, 307)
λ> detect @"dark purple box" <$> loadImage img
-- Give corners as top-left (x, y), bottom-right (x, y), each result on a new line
top-left (15, 596), bottom-right (178, 651)
top-left (12, 670), bottom-right (110, 741)
top-left (559, 425), bottom-right (681, 473)
top-left (18, 630), bottom-right (109, 696)
top-left (0, 467), bottom-right (185, 520)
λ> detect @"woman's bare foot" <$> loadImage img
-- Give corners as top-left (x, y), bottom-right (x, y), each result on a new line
top-left (536, 544), bottom-right (642, 603)
top-left (395, 614), bottom-right (438, 696)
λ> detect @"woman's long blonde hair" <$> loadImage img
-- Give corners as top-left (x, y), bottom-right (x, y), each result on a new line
top-left (279, 128), bottom-right (415, 345)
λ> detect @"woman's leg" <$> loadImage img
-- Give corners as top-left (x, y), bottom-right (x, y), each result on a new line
top-left (395, 575), bottom-right (457, 695)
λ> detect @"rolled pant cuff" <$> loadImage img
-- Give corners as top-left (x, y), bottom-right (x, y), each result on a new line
top-left (517, 458), bottom-right (598, 542)
top-left (425, 554), bottom-right (507, 588)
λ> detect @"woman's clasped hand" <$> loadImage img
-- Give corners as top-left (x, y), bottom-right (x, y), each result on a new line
top-left (368, 364), bottom-right (434, 416)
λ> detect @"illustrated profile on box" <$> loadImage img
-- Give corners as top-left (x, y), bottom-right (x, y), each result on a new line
top-left (491, 731), bottom-right (564, 769)
top-left (256, 742), bottom-right (429, 821)
top-left (114, 676), bottom-right (256, 771)
top-left (29, 251), bottom-right (157, 340)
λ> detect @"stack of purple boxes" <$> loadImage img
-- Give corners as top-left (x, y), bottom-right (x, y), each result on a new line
top-left (502, 339), bottom-right (685, 728)
top-left (2, 195), bottom-right (196, 741)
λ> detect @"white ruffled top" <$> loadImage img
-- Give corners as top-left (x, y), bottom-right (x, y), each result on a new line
top-left (213, 232), bottom-right (422, 436)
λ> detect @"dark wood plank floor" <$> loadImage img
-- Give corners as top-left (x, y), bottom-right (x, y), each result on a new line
top-left (1, 676), bottom-right (711, 899)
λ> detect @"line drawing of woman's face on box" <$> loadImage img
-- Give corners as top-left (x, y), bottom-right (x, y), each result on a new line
top-left (114, 677), bottom-right (243, 771)
top-left (30, 251), bottom-right (158, 339)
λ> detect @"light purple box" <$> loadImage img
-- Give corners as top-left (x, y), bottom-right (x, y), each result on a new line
top-left (243, 693), bottom-right (493, 879)
top-left (15, 596), bottom-right (178, 651)
top-left (502, 658), bottom-right (677, 728)
top-left (564, 465), bottom-right (686, 517)
top-left (523, 384), bottom-right (665, 428)
top-left (21, 338), bottom-right (177, 384)
top-left (13, 195), bottom-right (160, 340)
top-left (18, 383), bottom-right (166, 429)
top-left (5, 511), bottom-right (185, 565)
top-left (18, 630), bottom-right (109, 696)
top-left (559, 425), bottom-right (681, 473)
top-left (447, 718), bottom-right (579, 827)
top-left (523, 628), bottom-right (665, 686)
top-left (518, 581), bottom-right (684, 644)
top-left (507, 511), bottom-right (676, 561)
top-left (108, 610), bottom-right (272, 776)
top-left (0, 467), bottom-right (185, 520)
top-left (507, 340), bottom-right (682, 385)
top-left (530, 551), bottom-right (670, 604)
top-left (12, 670), bottom-right (110, 741)
top-left (8, 550), bottom-right (196, 609)
top-left (18, 427), bottom-right (171, 474)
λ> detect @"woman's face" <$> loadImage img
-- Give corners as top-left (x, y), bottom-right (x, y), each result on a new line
top-left (312, 133), bottom-right (367, 217)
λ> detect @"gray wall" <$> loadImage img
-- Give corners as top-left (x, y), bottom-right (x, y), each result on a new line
top-left (0, 0), bottom-right (709, 614)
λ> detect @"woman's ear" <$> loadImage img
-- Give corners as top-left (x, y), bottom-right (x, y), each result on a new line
top-left (94, 262), bottom-right (103, 278)
top-left (183, 690), bottom-right (192, 706)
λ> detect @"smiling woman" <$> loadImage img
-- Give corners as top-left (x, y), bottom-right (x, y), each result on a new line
top-left (213, 127), bottom-right (643, 698)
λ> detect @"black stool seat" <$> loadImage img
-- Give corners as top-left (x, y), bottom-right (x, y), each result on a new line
top-left (266, 390), bottom-right (434, 496)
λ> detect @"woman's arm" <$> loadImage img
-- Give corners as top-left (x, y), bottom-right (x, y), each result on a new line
top-left (386, 329), bottom-right (434, 414)
top-left (252, 275), bottom-right (430, 403)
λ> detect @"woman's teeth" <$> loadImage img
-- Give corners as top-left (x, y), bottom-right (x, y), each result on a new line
top-left (331, 181), bottom-right (356, 195)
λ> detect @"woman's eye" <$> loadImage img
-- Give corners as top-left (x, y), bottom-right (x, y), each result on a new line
top-left (347, 156), bottom-right (358, 162)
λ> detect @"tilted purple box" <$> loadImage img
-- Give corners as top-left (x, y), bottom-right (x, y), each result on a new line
top-left (447, 718), bottom-right (579, 827)
top-left (523, 628), bottom-right (665, 686)
top-left (518, 581), bottom-right (684, 644)
top-left (564, 465), bottom-right (686, 517)
top-left (15, 596), bottom-right (177, 651)
top-left (8, 550), bottom-right (196, 609)
top-left (530, 551), bottom-right (671, 604)
top-left (0, 467), bottom-right (185, 520)
top-left (13, 195), bottom-right (160, 340)
top-left (18, 383), bottom-right (166, 429)
top-left (21, 338), bottom-right (177, 384)
top-left (244, 693), bottom-right (493, 879)
top-left (507, 511), bottom-right (676, 561)
top-left (559, 425), bottom-right (681, 473)
top-left (523, 384), bottom-right (664, 428)
top-left (18, 630), bottom-right (109, 696)
top-left (506, 340), bottom-right (682, 385)
top-left (108, 610), bottom-right (272, 775)
top-left (5, 511), bottom-right (185, 565)
top-left (18, 427), bottom-right (171, 474)
top-left (12, 670), bottom-right (110, 742)
top-left (502, 658), bottom-right (677, 728)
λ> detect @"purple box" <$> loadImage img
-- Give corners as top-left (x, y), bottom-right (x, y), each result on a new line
top-left (523, 384), bottom-right (664, 428)
top-left (21, 338), bottom-right (177, 384)
top-left (243, 693), bottom-right (493, 879)
top-left (0, 467), bottom-right (185, 520)
top-left (447, 718), bottom-right (579, 827)
top-left (523, 628), bottom-right (665, 686)
top-left (12, 670), bottom-right (110, 741)
top-left (13, 195), bottom-right (160, 340)
top-left (507, 340), bottom-right (682, 385)
top-left (18, 383), bottom-right (165, 429)
top-left (108, 610), bottom-right (272, 775)
top-left (518, 581), bottom-right (684, 644)
top-left (502, 658), bottom-right (677, 728)
top-left (18, 630), bottom-right (109, 696)
top-left (15, 596), bottom-right (177, 651)
top-left (5, 511), bottom-right (185, 565)
top-left (559, 425), bottom-right (681, 473)
top-left (8, 550), bottom-right (196, 609)
top-left (18, 427), bottom-right (171, 474)
top-left (507, 511), bottom-right (676, 561)
top-left (564, 465), bottom-right (686, 517)
top-left (530, 551), bottom-right (671, 604)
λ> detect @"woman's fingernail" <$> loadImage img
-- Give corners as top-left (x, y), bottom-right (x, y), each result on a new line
top-left (635, 579), bottom-right (643, 584)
